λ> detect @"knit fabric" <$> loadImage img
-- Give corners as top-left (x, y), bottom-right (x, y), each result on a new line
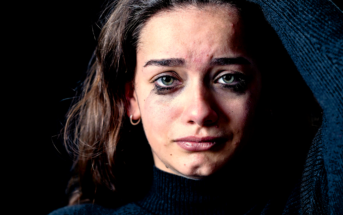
top-left (49, 167), bottom-right (282, 215)
top-left (245, 0), bottom-right (343, 214)
top-left (49, 0), bottom-right (342, 214)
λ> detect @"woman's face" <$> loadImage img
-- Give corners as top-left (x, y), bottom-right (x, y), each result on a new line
top-left (128, 5), bottom-right (261, 179)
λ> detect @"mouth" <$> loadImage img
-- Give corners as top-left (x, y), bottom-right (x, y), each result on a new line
top-left (173, 136), bottom-right (226, 152)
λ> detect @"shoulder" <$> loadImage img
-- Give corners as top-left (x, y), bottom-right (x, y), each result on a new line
top-left (49, 203), bottom-right (150, 215)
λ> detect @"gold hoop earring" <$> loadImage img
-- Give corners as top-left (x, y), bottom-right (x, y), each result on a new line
top-left (130, 115), bottom-right (140, 125)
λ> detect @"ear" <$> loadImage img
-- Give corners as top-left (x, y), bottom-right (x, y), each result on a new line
top-left (125, 82), bottom-right (141, 119)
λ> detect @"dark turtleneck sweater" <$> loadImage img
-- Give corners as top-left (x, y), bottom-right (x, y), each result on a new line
top-left (50, 166), bottom-right (277, 215)
top-left (135, 166), bottom-right (269, 215)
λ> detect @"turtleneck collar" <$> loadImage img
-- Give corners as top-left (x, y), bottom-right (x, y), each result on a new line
top-left (136, 166), bottom-right (265, 215)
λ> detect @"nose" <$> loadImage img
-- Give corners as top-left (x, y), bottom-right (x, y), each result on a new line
top-left (181, 83), bottom-right (218, 126)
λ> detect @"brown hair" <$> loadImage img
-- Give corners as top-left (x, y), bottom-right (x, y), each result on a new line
top-left (64, 0), bottom-right (322, 208)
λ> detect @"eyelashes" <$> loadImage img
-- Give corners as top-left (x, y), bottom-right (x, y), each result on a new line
top-left (215, 73), bottom-right (249, 93)
top-left (153, 72), bottom-right (249, 95)
top-left (155, 76), bottom-right (177, 87)
top-left (153, 76), bottom-right (180, 95)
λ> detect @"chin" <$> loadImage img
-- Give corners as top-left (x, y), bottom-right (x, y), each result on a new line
top-left (175, 162), bottom-right (220, 180)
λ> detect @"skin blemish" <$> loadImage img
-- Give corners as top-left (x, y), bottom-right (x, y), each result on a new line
top-left (170, 154), bottom-right (172, 156)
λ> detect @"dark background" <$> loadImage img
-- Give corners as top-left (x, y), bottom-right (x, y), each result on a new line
top-left (15, 1), bottom-right (107, 214)
top-left (13, 0), bottom-right (342, 214)
top-left (34, 2), bottom-right (106, 213)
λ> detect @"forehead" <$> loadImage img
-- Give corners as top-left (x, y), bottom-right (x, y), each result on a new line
top-left (137, 5), bottom-right (245, 61)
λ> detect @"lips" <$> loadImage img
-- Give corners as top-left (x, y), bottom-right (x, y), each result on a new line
top-left (173, 136), bottom-right (226, 152)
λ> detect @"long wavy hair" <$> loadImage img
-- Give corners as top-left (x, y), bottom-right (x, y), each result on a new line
top-left (64, 0), bottom-right (322, 208)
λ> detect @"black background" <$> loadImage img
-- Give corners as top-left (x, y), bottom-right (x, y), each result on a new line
top-left (33, 2), bottom-right (106, 213)
top-left (14, 1), bottom-right (107, 214)
top-left (12, 0), bottom-right (342, 214)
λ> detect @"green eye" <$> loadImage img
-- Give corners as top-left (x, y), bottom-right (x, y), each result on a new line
top-left (221, 75), bottom-right (235, 84)
top-left (216, 72), bottom-right (248, 93)
top-left (154, 75), bottom-right (180, 94)
top-left (161, 76), bottom-right (174, 86)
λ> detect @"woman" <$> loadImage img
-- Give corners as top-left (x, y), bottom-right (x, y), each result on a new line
top-left (51, 0), bottom-right (342, 214)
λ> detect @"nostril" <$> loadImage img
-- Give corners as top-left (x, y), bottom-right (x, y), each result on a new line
top-left (204, 119), bottom-right (213, 124)
top-left (203, 116), bottom-right (217, 126)
top-left (187, 119), bottom-right (196, 124)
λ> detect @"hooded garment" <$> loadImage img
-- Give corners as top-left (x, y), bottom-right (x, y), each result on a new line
top-left (50, 0), bottom-right (342, 214)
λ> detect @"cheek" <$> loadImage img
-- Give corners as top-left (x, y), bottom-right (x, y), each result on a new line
top-left (227, 74), bottom-right (262, 130)
top-left (140, 91), bottom-right (181, 144)
top-left (225, 100), bottom-right (249, 128)
top-left (218, 92), bottom-right (258, 138)
top-left (233, 95), bottom-right (260, 141)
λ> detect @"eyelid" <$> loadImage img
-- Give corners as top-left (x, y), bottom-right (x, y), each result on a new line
top-left (152, 72), bottom-right (183, 90)
top-left (214, 71), bottom-right (240, 81)
top-left (155, 76), bottom-right (177, 87)
top-left (150, 71), bottom-right (181, 83)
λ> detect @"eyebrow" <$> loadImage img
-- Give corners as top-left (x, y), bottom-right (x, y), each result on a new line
top-left (143, 57), bottom-right (250, 67)
top-left (210, 57), bottom-right (250, 66)
top-left (144, 58), bottom-right (185, 67)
